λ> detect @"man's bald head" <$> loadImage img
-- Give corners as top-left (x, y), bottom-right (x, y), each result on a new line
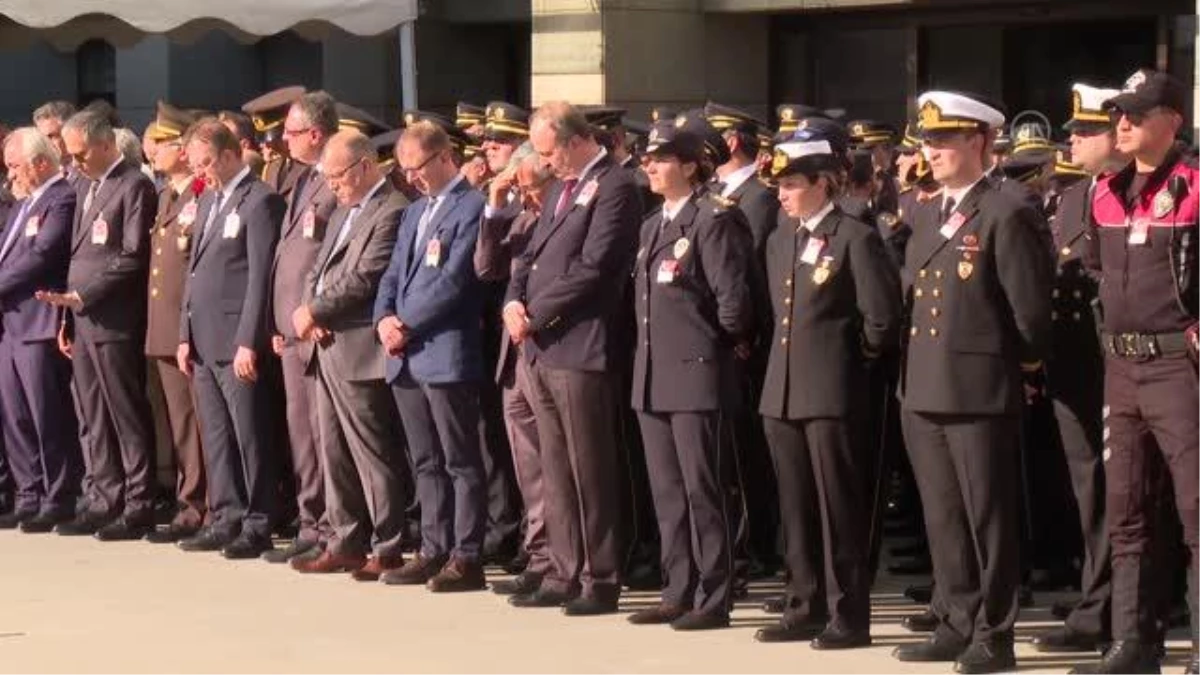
top-left (322, 129), bottom-right (383, 206)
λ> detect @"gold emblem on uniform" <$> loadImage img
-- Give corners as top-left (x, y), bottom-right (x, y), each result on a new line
top-left (918, 101), bottom-right (942, 130)
top-left (851, 123), bottom-right (864, 136)
top-left (1071, 90), bottom-right (1083, 118)
top-left (1153, 188), bottom-right (1175, 218)
top-left (771, 150), bottom-right (788, 176)
top-left (495, 107), bottom-right (506, 121)
top-left (781, 108), bottom-right (794, 122)
top-left (878, 212), bottom-right (898, 229)
top-left (649, 129), bottom-right (659, 143)
top-left (675, 115), bottom-right (687, 128)
top-left (958, 260), bottom-right (974, 280)
top-left (404, 112), bottom-right (416, 125)
top-left (674, 238), bottom-right (690, 259)
top-left (812, 259), bottom-right (832, 285)
top-left (177, 234), bottom-right (190, 252)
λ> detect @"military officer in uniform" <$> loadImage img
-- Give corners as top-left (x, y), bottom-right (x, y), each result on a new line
top-left (142, 102), bottom-right (208, 543)
top-left (754, 121), bottom-right (901, 648)
top-left (625, 119), bottom-right (752, 631)
top-left (1028, 83), bottom-right (1124, 656)
top-left (1073, 69), bottom-right (1198, 675)
top-left (847, 120), bottom-right (901, 217)
top-left (894, 91), bottom-right (1052, 674)
top-left (242, 86), bottom-right (308, 198)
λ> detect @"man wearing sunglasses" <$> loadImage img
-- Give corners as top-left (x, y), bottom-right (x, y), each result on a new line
top-left (1074, 69), bottom-right (1199, 675)
top-left (264, 91), bottom-right (341, 566)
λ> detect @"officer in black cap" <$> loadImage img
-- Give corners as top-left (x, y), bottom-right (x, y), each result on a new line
top-left (455, 102), bottom-right (486, 137)
top-left (848, 119), bottom-right (901, 217)
top-left (1072, 68), bottom-right (1199, 675)
top-left (242, 85), bottom-right (308, 197)
top-left (895, 91), bottom-right (1053, 673)
top-left (755, 120), bottom-right (901, 648)
top-left (625, 117), bottom-right (753, 632)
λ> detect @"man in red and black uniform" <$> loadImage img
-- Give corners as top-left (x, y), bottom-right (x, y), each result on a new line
top-left (1075, 69), bottom-right (1198, 675)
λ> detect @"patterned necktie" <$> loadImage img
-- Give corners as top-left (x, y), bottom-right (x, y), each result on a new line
top-left (82, 180), bottom-right (98, 215)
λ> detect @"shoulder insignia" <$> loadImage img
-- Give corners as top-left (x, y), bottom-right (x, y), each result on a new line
top-left (710, 193), bottom-right (734, 210)
top-left (877, 212), bottom-right (899, 229)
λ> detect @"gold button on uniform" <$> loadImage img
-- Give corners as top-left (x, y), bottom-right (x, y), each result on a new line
top-left (910, 326), bottom-right (918, 336)
top-left (784, 297), bottom-right (792, 305)
top-left (155, 248), bottom-right (162, 256)
top-left (929, 327), bottom-right (939, 337)
top-left (934, 270), bottom-right (944, 280)
top-left (932, 288), bottom-right (942, 298)
top-left (915, 288), bottom-right (924, 298)
top-left (151, 268), bottom-right (159, 277)
top-left (785, 278), bottom-right (792, 287)
top-left (531, 263), bottom-right (538, 270)
top-left (930, 307), bottom-right (940, 317)
top-left (1052, 289), bottom-right (1059, 298)
top-left (782, 318), bottom-right (790, 326)
top-left (781, 337), bottom-right (788, 345)
top-left (151, 288), bottom-right (159, 298)
top-left (1073, 311), bottom-right (1081, 320)
top-left (1073, 290), bottom-right (1082, 299)
top-left (918, 269), bottom-right (928, 279)
top-left (1051, 310), bottom-right (1058, 320)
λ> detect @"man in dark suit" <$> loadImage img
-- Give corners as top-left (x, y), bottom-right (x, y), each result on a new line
top-left (142, 102), bottom-right (208, 544)
top-left (373, 120), bottom-right (488, 592)
top-left (0, 127), bottom-right (83, 532)
top-left (475, 148), bottom-right (555, 596)
top-left (264, 91), bottom-right (341, 564)
top-left (893, 92), bottom-right (1053, 674)
top-left (289, 130), bottom-right (410, 579)
top-left (503, 102), bottom-right (641, 615)
top-left (176, 119), bottom-right (285, 559)
top-left (40, 110), bottom-right (157, 540)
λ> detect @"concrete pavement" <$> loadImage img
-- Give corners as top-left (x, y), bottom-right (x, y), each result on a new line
top-left (0, 531), bottom-right (1190, 673)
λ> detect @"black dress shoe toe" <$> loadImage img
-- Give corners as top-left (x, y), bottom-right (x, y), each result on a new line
top-left (491, 572), bottom-right (543, 596)
top-left (95, 518), bottom-right (154, 542)
top-left (1051, 600), bottom-right (1077, 621)
top-left (222, 536), bottom-right (273, 560)
top-left (811, 625), bottom-right (872, 650)
top-left (55, 513), bottom-right (109, 536)
top-left (20, 512), bottom-right (71, 534)
top-left (670, 611), bottom-right (729, 631)
top-left (754, 619), bottom-right (825, 643)
top-left (145, 523), bottom-right (200, 544)
top-left (0, 510), bottom-right (35, 530)
top-left (509, 588), bottom-right (576, 608)
top-left (954, 641), bottom-right (1016, 674)
top-left (1067, 639), bottom-right (1161, 674)
top-left (261, 538), bottom-right (320, 563)
top-left (888, 557), bottom-right (933, 575)
top-left (904, 584), bottom-right (933, 604)
top-left (761, 595), bottom-right (787, 614)
top-left (893, 635), bottom-right (968, 662)
top-left (901, 610), bottom-right (940, 633)
top-left (178, 528), bottom-right (235, 552)
top-left (562, 596), bottom-right (618, 616)
top-left (1032, 628), bottom-right (1102, 654)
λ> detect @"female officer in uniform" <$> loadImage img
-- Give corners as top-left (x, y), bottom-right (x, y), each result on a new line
top-left (754, 119), bottom-right (902, 649)
top-left (626, 117), bottom-right (754, 631)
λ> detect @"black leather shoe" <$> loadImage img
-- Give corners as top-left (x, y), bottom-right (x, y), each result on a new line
top-left (95, 517), bottom-right (154, 542)
top-left (145, 523), bottom-right (200, 544)
top-left (671, 611), bottom-right (729, 631)
top-left (811, 624), bottom-right (872, 650)
top-left (509, 588), bottom-right (577, 608)
top-left (1052, 599), bottom-right (1077, 621)
top-left (890, 542), bottom-right (928, 558)
top-left (904, 584), bottom-right (933, 604)
top-left (1032, 627), bottom-right (1103, 654)
top-left (19, 511), bottom-right (72, 533)
top-left (178, 528), bottom-right (236, 552)
top-left (888, 556), bottom-right (933, 575)
top-left (501, 552), bottom-right (529, 576)
top-left (222, 535), bottom-right (273, 560)
top-left (55, 512), bottom-right (110, 536)
top-left (261, 538), bottom-right (320, 564)
top-left (628, 604), bottom-right (688, 625)
top-left (901, 609), bottom-right (939, 633)
top-left (562, 596), bottom-right (618, 616)
top-left (755, 617), bottom-right (826, 643)
top-left (624, 562), bottom-right (663, 591)
top-left (762, 595), bottom-right (787, 614)
top-left (954, 640), bottom-right (1016, 674)
top-left (1068, 640), bottom-right (1161, 674)
top-left (893, 634), bottom-right (968, 662)
top-left (492, 571), bottom-right (543, 596)
top-left (0, 510), bottom-right (35, 530)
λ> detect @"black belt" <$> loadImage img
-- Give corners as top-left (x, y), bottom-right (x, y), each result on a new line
top-left (1101, 331), bottom-right (1189, 360)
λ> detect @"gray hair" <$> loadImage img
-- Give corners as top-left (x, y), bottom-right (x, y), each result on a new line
top-left (517, 146), bottom-right (554, 184)
top-left (62, 110), bottom-right (116, 146)
top-left (531, 101), bottom-right (592, 146)
top-left (324, 129), bottom-right (373, 164)
top-left (114, 127), bottom-right (143, 166)
top-left (5, 127), bottom-right (61, 170)
top-left (507, 141), bottom-right (536, 170)
top-left (32, 100), bottom-right (77, 125)
top-left (292, 91), bottom-right (339, 137)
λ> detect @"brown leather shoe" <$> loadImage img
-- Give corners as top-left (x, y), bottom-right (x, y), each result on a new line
top-left (627, 603), bottom-right (689, 625)
top-left (351, 554), bottom-right (406, 582)
top-left (427, 557), bottom-right (486, 593)
top-left (291, 550), bottom-right (366, 574)
top-left (381, 553), bottom-right (449, 586)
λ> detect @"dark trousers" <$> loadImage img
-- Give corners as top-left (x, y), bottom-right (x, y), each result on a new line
top-left (1050, 386), bottom-right (1111, 637)
top-left (902, 410), bottom-right (1020, 644)
top-left (503, 355), bottom-right (550, 576)
top-left (479, 375), bottom-right (521, 556)
top-left (1104, 353), bottom-right (1198, 641)
top-left (72, 332), bottom-right (155, 520)
top-left (527, 363), bottom-right (623, 600)
top-left (192, 359), bottom-right (274, 539)
top-left (280, 344), bottom-right (326, 543)
top-left (391, 372), bottom-right (485, 561)
top-left (637, 410), bottom-right (732, 616)
top-left (730, 355), bottom-right (781, 575)
top-left (153, 357), bottom-right (206, 529)
top-left (0, 338), bottom-right (81, 516)
top-left (764, 416), bottom-right (870, 630)
top-left (316, 357), bottom-right (408, 558)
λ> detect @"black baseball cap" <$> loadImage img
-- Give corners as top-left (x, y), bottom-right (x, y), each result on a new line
top-left (1104, 69), bottom-right (1188, 116)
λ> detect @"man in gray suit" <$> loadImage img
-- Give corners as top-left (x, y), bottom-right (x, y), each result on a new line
top-left (265, 91), bottom-right (341, 563)
top-left (176, 119), bottom-right (285, 560)
top-left (289, 130), bottom-right (411, 580)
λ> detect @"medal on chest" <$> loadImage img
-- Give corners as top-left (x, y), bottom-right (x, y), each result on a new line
top-left (425, 238), bottom-right (442, 267)
top-left (939, 211), bottom-right (967, 239)
top-left (673, 237), bottom-right (690, 259)
top-left (91, 215), bottom-right (109, 245)
top-left (178, 200), bottom-right (198, 228)
top-left (812, 257), bottom-right (833, 285)
top-left (1153, 188), bottom-right (1175, 219)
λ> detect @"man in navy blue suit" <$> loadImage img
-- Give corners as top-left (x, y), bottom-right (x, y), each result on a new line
top-left (0, 128), bottom-right (82, 532)
top-left (373, 120), bottom-right (488, 592)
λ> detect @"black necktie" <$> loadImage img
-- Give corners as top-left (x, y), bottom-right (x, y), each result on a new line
top-left (941, 197), bottom-right (957, 223)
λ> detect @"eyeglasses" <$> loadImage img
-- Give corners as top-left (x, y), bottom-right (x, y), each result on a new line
top-left (399, 151), bottom-right (440, 175)
top-left (325, 157), bottom-right (366, 182)
top-left (1110, 107), bottom-right (1162, 127)
top-left (282, 126), bottom-right (313, 138)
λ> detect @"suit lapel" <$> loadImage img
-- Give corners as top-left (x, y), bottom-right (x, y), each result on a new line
top-left (529, 161), bottom-right (612, 260)
top-left (908, 181), bottom-right (986, 272)
top-left (405, 183), bottom-right (464, 290)
top-left (72, 166), bottom-right (128, 252)
top-left (195, 178), bottom-right (252, 263)
top-left (282, 167), bottom-right (319, 239)
top-left (651, 198), bottom-right (695, 257)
